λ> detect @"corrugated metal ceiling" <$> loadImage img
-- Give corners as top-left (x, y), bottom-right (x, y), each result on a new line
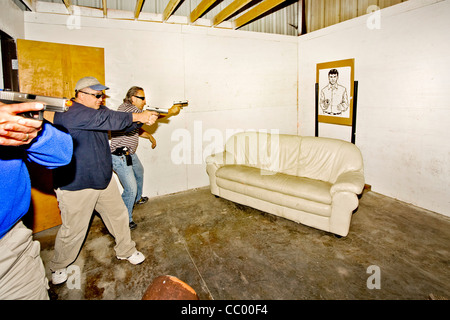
top-left (14, 0), bottom-right (408, 36)
top-left (16, 0), bottom-right (300, 36)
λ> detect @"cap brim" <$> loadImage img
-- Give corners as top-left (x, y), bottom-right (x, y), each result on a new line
top-left (90, 84), bottom-right (109, 91)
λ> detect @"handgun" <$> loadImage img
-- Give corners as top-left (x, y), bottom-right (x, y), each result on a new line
top-left (173, 100), bottom-right (188, 107)
top-left (0, 90), bottom-right (72, 120)
top-left (145, 106), bottom-right (169, 115)
top-left (145, 100), bottom-right (188, 115)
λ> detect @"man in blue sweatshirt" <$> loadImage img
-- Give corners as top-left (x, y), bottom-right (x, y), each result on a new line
top-left (50, 77), bottom-right (158, 285)
top-left (0, 101), bottom-right (73, 299)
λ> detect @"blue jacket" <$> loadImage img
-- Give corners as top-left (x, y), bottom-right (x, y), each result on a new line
top-left (0, 122), bottom-right (73, 239)
top-left (53, 101), bottom-right (142, 191)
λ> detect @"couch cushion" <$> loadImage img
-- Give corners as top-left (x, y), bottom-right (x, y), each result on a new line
top-left (216, 165), bottom-right (332, 205)
top-left (296, 137), bottom-right (364, 184)
top-left (216, 177), bottom-right (332, 217)
top-left (223, 132), bottom-right (363, 184)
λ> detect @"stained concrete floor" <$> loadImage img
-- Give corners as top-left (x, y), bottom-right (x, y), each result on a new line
top-left (33, 187), bottom-right (449, 300)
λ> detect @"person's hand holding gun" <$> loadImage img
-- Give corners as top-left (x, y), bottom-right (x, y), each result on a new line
top-left (0, 102), bottom-right (44, 146)
top-left (133, 110), bottom-right (159, 126)
top-left (168, 104), bottom-right (182, 117)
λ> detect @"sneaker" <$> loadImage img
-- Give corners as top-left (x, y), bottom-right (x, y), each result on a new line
top-left (52, 268), bottom-right (68, 285)
top-left (135, 196), bottom-right (148, 205)
top-left (129, 221), bottom-right (137, 230)
top-left (117, 250), bottom-right (145, 265)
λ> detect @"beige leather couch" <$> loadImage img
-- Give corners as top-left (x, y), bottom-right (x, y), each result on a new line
top-left (206, 131), bottom-right (365, 237)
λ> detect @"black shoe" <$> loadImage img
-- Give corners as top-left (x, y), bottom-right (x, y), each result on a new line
top-left (136, 196), bottom-right (148, 205)
top-left (129, 221), bottom-right (137, 230)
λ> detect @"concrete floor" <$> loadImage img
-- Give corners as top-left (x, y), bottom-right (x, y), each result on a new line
top-left (34, 187), bottom-right (450, 300)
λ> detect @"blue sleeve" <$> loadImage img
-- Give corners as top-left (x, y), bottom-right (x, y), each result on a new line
top-left (25, 122), bottom-right (73, 169)
top-left (82, 107), bottom-right (135, 131)
top-left (57, 105), bottom-right (138, 132)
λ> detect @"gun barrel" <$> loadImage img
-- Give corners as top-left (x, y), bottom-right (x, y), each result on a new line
top-left (174, 100), bottom-right (188, 107)
top-left (146, 107), bottom-right (169, 115)
top-left (0, 91), bottom-right (70, 112)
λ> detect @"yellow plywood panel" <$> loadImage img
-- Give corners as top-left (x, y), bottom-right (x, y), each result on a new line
top-left (23, 162), bottom-right (62, 234)
top-left (17, 39), bottom-right (105, 233)
top-left (17, 39), bottom-right (104, 99)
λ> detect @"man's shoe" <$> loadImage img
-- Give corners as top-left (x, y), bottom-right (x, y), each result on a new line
top-left (117, 250), bottom-right (145, 265)
top-left (129, 221), bottom-right (137, 230)
top-left (135, 196), bottom-right (148, 205)
top-left (52, 268), bottom-right (68, 285)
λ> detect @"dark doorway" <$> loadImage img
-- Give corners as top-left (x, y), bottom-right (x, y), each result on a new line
top-left (0, 30), bottom-right (19, 91)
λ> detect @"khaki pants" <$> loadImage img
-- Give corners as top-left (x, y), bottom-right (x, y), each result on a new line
top-left (49, 178), bottom-right (136, 271)
top-left (0, 221), bottom-right (49, 300)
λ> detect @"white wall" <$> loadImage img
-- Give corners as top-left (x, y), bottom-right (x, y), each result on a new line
top-left (0, 0), bottom-right (25, 90)
top-left (0, 0), bottom-right (25, 40)
top-left (298, 0), bottom-right (450, 217)
top-left (23, 13), bottom-right (298, 197)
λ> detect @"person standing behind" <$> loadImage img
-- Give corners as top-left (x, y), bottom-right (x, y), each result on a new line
top-left (50, 77), bottom-right (159, 285)
top-left (0, 101), bottom-right (73, 299)
top-left (110, 86), bottom-right (181, 229)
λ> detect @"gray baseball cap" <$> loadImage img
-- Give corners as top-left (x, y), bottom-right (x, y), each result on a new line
top-left (75, 76), bottom-right (109, 91)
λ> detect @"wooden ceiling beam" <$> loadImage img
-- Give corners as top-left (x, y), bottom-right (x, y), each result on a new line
top-left (21, 0), bottom-right (35, 11)
top-left (62, 0), bottom-right (72, 14)
top-left (162, 0), bottom-right (184, 22)
top-left (234, 0), bottom-right (287, 29)
top-left (102, 0), bottom-right (107, 17)
top-left (134, 0), bottom-right (145, 19)
top-left (190, 0), bottom-right (220, 23)
top-left (213, 0), bottom-right (253, 26)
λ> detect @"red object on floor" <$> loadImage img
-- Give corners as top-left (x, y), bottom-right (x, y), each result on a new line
top-left (142, 275), bottom-right (199, 300)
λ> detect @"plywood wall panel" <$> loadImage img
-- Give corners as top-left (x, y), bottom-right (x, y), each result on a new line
top-left (17, 39), bottom-right (105, 233)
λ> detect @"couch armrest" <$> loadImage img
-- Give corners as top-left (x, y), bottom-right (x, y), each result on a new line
top-left (331, 171), bottom-right (365, 196)
top-left (206, 151), bottom-right (235, 196)
top-left (206, 151), bottom-right (235, 168)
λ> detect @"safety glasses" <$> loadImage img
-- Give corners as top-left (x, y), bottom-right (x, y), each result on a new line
top-left (80, 91), bottom-right (103, 99)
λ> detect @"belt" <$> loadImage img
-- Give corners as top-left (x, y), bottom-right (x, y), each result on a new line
top-left (112, 147), bottom-right (130, 156)
top-left (112, 147), bottom-right (133, 166)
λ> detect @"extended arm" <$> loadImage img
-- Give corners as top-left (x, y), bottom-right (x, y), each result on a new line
top-left (139, 129), bottom-right (157, 149)
top-left (26, 121), bottom-right (73, 169)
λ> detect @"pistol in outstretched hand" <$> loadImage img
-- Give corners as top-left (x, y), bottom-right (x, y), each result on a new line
top-left (173, 100), bottom-right (188, 108)
top-left (0, 90), bottom-right (71, 120)
top-left (145, 106), bottom-right (169, 115)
